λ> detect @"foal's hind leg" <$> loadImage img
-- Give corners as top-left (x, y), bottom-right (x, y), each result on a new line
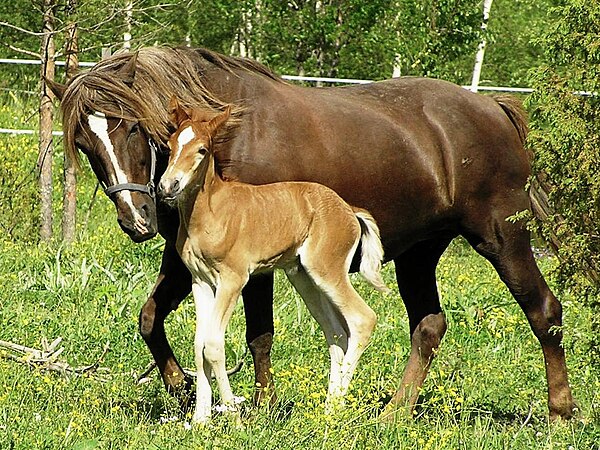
top-left (462, 202), bottom-right (575, 420)
top-left (293, 259), bottom-right (377, 402)
top-left (285, 266), bottom-right (349, 398)
top-left (380, 238), bottom-right (452, 421)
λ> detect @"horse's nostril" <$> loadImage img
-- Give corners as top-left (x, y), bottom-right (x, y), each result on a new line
top-left (157, 180), bottom-right (165, 195)
top-left (141, 203), bottom-right (151, 219)
top-left (172, 179), bottom-right (180, 192)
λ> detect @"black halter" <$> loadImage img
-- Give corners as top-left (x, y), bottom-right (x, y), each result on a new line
top-left (103, 139), bottom-right (158, 199)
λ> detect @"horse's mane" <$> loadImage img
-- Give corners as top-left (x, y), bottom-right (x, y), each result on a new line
top-left (60, 46), bottom-right (284, 166)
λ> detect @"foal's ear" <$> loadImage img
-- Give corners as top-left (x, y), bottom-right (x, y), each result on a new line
top-left (118, 52), bottom-right (138, 87)
top-left (207, 106), bottom-right (231, 136)
top-left (168, 96), bottom-right (191, 127)
top-left (44, 77), bottom-right (66, 101)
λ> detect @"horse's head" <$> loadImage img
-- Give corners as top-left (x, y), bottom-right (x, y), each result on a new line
top-left (47, 56), bottom-right (159, 243)
top-left (158, 96), bottom-right (230, 202)
top-left (80, 112), bottom-right (159, 242)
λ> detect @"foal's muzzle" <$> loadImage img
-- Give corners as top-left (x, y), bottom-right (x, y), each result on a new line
top-left (157, 178), bottom-right (182, 203)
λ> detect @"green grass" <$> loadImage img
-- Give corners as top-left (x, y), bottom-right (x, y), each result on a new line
top-left (0, 110), bottom-right (598, 448)
top-left (0, 205), bottom-right (599, 449)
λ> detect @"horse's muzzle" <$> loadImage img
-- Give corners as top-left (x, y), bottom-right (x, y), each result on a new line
top-left (115, 194), bottom-right (158, 242)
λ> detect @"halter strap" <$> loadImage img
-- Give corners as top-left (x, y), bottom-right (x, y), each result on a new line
top-left (103, 138), bottom-right (157, 199)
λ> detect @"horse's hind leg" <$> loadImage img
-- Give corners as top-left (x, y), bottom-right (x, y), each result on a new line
top-left (139, 242), bottom-right (194, 409)
top-left (241, 273), bottom-right (276, 406)
top-left (380, 237), bottom-right (452, 421)
top-left (462, 202), bottom-right (576, 420)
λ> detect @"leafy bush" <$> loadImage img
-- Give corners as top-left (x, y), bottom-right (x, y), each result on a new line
top-left (526, 0), bottom-right (600, 361)
top-left (0, 122), bottom-right (39, 241)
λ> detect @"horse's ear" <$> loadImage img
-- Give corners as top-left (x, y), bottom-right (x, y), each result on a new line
top-left (207, 106), bottom-right (231, 136)
top-left (168, 96), bottom-right (190, 126)
top-left (44, 77), bottom-right (66, 101)
top-left (190, 108), bottom-right (216, 124)
top-left (118, 52), bottom-right (138, 86)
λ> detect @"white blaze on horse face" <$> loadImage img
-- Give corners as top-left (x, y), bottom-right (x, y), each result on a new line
top-left (166, 125), bottom-right (202, 192)
top-left (87, 113), bottom-right (146, 230)
top-left (177, 126), bottom-right (196, 151)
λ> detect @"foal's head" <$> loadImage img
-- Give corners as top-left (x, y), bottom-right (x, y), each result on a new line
top-left (157, 97), bottom-right (231, 203)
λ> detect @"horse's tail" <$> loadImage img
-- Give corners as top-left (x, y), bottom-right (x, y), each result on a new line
top-left (491, 94), bottom-right (548, 222)
top-left (492, 94), bottom-right (529, 148)
top-left (354, 209), bottom-right (390, 293)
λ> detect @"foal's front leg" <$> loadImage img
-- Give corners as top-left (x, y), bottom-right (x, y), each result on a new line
top-left (203, 272), bottom-right (247, 416)
top-left (192, 281), bottom-right (216, 424)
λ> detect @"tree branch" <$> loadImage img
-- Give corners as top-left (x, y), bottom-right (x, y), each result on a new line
top-left (0, 20), bottom-right (63, 37)
top-left (136, 349), bottom-right (247, 385)
top-left (0, 337), bottom-right (110, 380)
top-left (3, 43), bottom-right (40, 59)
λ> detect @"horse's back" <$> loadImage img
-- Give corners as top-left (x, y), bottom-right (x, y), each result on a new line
top-left (223, 75), bottom-right (531, 255)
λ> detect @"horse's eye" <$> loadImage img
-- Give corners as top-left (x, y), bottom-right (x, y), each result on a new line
top-left (130, 123), bottom-right (140, 135)
top-left (199, 145), bottom-right (207, 154)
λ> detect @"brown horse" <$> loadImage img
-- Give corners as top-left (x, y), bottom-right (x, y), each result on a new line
top-left (159, 98), bottom-right (386, 423)
top-left (47, 46), bottom-right (576, 420)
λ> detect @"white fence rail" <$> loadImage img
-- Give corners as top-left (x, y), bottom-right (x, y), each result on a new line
top-left (0, 58), bottom-right (593, 136)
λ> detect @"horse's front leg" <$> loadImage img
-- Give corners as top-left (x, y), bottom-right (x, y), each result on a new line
top-left (139, 241), bottom-right (194, 409)
top-left (241, 272), bottom-right (277, 406)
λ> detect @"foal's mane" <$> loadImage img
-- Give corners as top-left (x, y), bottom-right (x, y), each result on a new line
top-left (60, 46), bottom-right (284, 166)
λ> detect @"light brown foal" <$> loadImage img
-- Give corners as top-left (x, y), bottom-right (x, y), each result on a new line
top-left (157, 98), bottom-right (388, 424)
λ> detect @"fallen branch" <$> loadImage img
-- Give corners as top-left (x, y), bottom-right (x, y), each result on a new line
top-left (0, 337), bottom-right (110, 379)
top-left (136, 349), bottom-right (247, 385)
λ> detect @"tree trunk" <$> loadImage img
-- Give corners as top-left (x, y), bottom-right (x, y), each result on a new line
top-left (530, 175), bottom-right (600, 284)
top-left (38, 0), bottom-right (57, 242)
top-left (62, 0), bottom-right (78, 244)
top-left (124, 1), bottom-right (132, 51)
top-left (326, 2), bottom-right (343, 79)
top-left (470, 0), bottom-right (493, 92)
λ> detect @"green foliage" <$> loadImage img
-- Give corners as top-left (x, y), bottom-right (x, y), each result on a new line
top-left (1, 1), bottom-right (482, 85)
top-left (483, 0), bottom-right (561, 86)
top-left (381, 0), bottom-right (482, 81)
top-left (0, 97), bottom-right (40, 241)
top-left (526, 0), bottom-right (600, 360)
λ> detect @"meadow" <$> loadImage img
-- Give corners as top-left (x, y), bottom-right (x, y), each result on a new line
top-left (0, 121), bottom-right (599, 449)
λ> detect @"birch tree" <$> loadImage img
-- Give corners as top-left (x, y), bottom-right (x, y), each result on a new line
top-left (62, 0), bottom-right (78, 244)
top-left (39, 0), bottom-right (57, 242)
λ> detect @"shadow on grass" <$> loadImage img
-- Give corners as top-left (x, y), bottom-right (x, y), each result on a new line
top-left (118, 387), bottom-right (296, 425)
top-left (374, 392), bottom-right (543, 426)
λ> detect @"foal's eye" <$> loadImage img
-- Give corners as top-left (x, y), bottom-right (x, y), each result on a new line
top-left (199, 145), bottom-right (207, 154)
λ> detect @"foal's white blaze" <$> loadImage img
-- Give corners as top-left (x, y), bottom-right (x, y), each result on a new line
top-left (177, 126), bottom-right (196, 151)
top-left (87, 113), bottom-right (147, 233)
top-left (165, 125), bottom-right (200, 192)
